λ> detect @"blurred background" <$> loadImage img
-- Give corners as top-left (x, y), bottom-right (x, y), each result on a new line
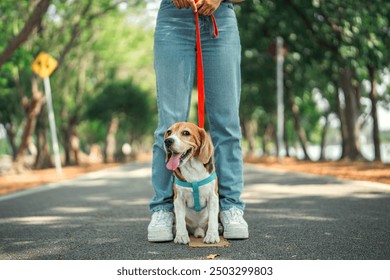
top-left (0, 0), bottom-right (389, 176)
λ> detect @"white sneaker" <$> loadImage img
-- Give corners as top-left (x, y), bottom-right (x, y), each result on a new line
top-left (220, 207), bottom-right (249, 239)
top-left (147, 210), bottom-right (174, 242)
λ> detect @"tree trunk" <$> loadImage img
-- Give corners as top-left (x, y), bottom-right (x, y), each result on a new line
top-left (62, 117), bottom-right (80, 166)
top-left (319, 113), bottom-right (330, 161)
top-left (367, 65), bottom-right (381, 161)
top-left (104, 118), bottom-right (119, 163)
top-left (70, 124), bottom-right (80, 165)
top-left (283, 115), bottom-right (290, 157)
top-left (264, 122), bottom-right (274, 156)
top-left (335, 81), bottom-right (347, 159)
top-left (60, 83), bottom-right (72, 165)
top-left (34, 104), bottom-right (53, 169)
top-left (339, 68), bottom-right (362, 160)
top-left (5, 123), bottom-right (18, 160)
top-left (242, 119), bottom-right (257, 156)
top-left (285, 87), bottom-right (311, 160)
top-left (263, 121), bottom-right (276, 155)
top-left (67, 56), bottom-right (86, 166)
top-left (62, 125), bottom-right (71, 165)
top-left (13, 76), bottom-right (45, 170)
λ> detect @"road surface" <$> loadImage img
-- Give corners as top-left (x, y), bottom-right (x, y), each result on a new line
top-left (0, 162), bottom-right (389, 260)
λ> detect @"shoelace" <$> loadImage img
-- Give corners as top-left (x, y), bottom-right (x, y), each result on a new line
top-left (153, 211), bottom-right (171, 224)
top-left (225, 207), bottom-right (243, 223)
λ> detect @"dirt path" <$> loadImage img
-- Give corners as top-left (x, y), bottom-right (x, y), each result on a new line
top-left (0, 163), bottom-right (120, 196)
top-left (245, 156), bottom-right (390, 185)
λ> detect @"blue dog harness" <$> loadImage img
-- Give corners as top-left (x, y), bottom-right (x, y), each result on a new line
top-left (173, 171), bottom-right (217, 212)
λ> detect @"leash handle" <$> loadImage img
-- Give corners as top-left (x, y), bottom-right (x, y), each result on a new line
top-left (194, 3), bottom-right (218, 129)
top-left (195, 11), bottom-right (205, 128)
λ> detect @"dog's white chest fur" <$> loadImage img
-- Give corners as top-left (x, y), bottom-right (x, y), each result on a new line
top-left (178, 158), bottom-right (213, 210)
top-left (180, 158), bottom-right (207, 182)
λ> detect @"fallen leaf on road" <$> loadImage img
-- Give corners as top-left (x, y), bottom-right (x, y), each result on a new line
top-left (207, 254), bottom-right (220, 259)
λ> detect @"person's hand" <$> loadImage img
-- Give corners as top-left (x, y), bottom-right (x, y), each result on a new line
top-left (172, 0), bottom-right (198, 12)
top-left (196, 0), bottom-right (223, 16)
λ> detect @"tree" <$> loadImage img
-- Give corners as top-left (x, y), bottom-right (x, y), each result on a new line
top-left (0, 0), bottom-right (50, 68)
top-left (236, 0), bottom-right (390, 161)
top-left (85, 79), bottom-right (155, 162)
top-left (0, 0), bottom-right (150, 169)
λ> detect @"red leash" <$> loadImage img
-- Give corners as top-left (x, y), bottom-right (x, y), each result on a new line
top-left (194, 4), bottom-right (218, 128)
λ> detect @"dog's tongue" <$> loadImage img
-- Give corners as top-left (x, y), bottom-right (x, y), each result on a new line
top-left (166, 154), bottom-right (181, 171)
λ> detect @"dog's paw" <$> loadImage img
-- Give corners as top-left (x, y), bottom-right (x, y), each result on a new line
top-left (204, 231), bottom-right (220, 244)
top-left (174, 232), bottom-right (190, 244)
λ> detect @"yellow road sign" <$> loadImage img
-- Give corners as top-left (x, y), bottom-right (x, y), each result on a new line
top-left (31, 52), bottom-right (58, 79)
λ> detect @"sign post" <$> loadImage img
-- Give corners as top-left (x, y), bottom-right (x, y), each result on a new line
top-left (32, 52), bottom-right (62, 175)
top-left (268, 39), bottom-right (288, 159)
top-left (276, 37), bottom-right (285, 160)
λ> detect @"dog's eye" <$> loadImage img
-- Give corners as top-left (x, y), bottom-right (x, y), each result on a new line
top-left (182, 130), bottom-right (190, 136)
top-left (166, 130), bottom-right (172, 136)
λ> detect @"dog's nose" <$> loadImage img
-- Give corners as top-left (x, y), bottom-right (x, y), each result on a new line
top-left (164, 138), bottom-right (174, 148)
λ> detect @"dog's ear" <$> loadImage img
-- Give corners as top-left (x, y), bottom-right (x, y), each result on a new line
top-left (197, 128), bottom-right (214, 164)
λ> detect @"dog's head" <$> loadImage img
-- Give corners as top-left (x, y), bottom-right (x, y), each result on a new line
top-left (164, 122), bottom-right (213, 171)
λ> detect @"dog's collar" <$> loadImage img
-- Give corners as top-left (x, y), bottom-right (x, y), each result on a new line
top-left (173, 171), bottom-right (217, 212)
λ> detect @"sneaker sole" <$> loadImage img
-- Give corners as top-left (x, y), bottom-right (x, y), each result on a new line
top-left (223, 227), bottom-right (249, 239)
top-left (148, 230), bottom-right (173, 242)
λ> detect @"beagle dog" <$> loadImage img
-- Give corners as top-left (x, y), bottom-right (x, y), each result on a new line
top-left (164, 122), bottom-right (220, 244)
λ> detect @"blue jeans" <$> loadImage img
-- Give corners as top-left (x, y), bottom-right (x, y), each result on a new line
top-left (149, 0), bottom-right (244, 212)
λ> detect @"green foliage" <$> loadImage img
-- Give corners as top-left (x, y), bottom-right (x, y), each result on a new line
top-left (0, 0), bottom-right (156, 160)
top-left (0, 77), bottom-right (19, 124)
top-left (0, 1), bottom-right (35, 130)
top-left (77, 120), bottom-right (107, 149)
top-left (85, 79), bottom-right (156, 144)
top-left (236, 0), bottom-right (390, 153)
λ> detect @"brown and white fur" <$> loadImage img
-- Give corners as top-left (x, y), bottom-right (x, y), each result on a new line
top-left (164, 122), bottom-right (220, 244)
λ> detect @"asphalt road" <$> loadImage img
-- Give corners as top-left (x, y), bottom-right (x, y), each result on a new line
top-left (0, 162), bottom-right (389, 260)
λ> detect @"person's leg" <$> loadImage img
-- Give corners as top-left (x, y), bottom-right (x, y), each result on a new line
top-left (201, 2), bottom-right (244, 211)
top-left (148, 0), bottom-right (196, 241)
top-left (201, 2), bottom-right (248, 238)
